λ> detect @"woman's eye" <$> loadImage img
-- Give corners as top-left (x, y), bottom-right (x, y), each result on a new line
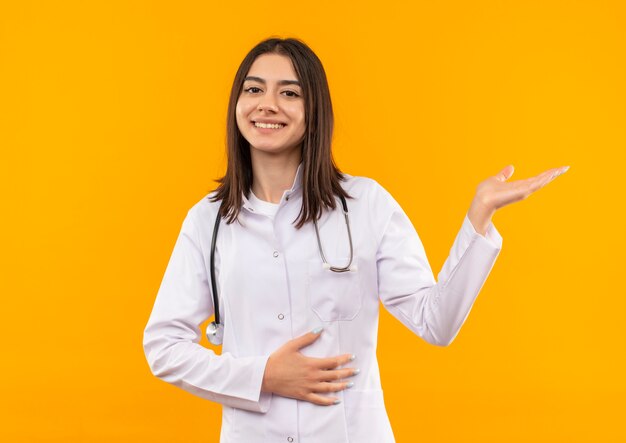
top-left (243, 87), bottom-right (300, 97)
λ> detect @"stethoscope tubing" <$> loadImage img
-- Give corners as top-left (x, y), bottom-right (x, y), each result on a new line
top-left (207, 194), bottom-right (350, 345)
top-left (209, 203), bottom-right (222, 325)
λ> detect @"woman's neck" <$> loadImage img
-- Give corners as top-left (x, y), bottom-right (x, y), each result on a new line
top-left (250, 150), bottom-right (301, 204)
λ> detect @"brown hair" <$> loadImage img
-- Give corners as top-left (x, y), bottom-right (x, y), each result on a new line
top-left (210, 36), bottom-right (351, 229)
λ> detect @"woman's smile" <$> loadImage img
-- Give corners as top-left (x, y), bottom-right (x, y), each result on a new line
top-left (252, 121), bottom-right (287, 132)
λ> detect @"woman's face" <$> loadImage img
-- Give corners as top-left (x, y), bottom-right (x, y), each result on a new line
top-left (236, 53), bottom-right (306, 158)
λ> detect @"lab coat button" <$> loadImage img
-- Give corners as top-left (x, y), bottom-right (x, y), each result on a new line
top-left (273, 250), bottom-right (279, 258)
top-left (278, 313), bottom-right (285, 320)
top-left (287, 438), bottom-right (294, 442)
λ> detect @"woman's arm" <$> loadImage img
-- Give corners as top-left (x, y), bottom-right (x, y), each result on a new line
top-left (375, 188), bottom-right (502, 346)
top-left (375, 164), bottom-right (568, 346)
top-left (142, 208), bottom-right (272, 413)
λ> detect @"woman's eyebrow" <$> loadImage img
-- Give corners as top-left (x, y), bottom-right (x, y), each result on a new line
top-left (244, 76), bottom-right (301, 87)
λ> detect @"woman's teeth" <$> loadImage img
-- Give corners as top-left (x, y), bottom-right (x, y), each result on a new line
top-left (254, 122), bottom-right (285, 129)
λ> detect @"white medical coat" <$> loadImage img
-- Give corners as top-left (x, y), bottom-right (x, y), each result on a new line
top-left (143, 163), bottom-right (503, 443)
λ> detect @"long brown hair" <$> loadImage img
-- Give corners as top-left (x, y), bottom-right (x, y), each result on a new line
top-left (210, 37), bottom-right (351, 229)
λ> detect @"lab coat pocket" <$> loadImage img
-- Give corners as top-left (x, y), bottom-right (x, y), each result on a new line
top-left (344, 389), bottom-right (394, 441)
top-left (306, 257), bottom-right (362, 321)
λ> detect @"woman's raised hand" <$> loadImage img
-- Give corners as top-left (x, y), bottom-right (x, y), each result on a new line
top-left (467, 164), bottom-right (570, 235)
top-left (261, 328), bottom-right (358, 406)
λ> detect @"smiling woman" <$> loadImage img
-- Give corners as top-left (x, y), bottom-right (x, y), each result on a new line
top-left (211, 38), bottom-right (346, 229)
top-left (142, 36), bottom-right (568, 443)
top-left (236, 53), bottom-right (306, 157)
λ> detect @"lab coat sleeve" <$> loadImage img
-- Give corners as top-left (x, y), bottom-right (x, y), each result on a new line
top-left (143, 207), bottom-right (273, 412)
top-left (374, 183), bottom-right (502, 346)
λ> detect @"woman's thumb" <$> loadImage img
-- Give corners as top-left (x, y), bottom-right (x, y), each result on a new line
top-left (495, 164), bottom-right (515, 182)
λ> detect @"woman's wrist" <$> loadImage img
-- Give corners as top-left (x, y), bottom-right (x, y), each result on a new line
top-left (261, 355), bottom-right (273, 393)
top-left (467, 196), bottom-right (495, 236)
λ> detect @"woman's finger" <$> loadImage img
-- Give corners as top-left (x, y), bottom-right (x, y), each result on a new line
top-left (290, 329), bottom-right (324, 351)
top-left (510, 174), bottom-right (550, 199)
top-left (510, 166), bottom-right (568, 187)
top-left (534, 168), bottom-right (565, 189)
top-left (304, 392), bottom-right (342, 406)
top-left (314, 367), bottom-right (357, 383)
top-left (539, 166), bottom-right (569, 182)
top-left (513, 168), bottom-right (564, 199)
top-left (552, 166), bottom-right (570, 179)
top-left (316, 353), bottom-right (355, 370)
top-left (313, 380), bottom-right (353, 394)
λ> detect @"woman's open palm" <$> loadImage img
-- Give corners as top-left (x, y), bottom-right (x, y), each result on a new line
top-left (476, 164), bottom-right (569, 212)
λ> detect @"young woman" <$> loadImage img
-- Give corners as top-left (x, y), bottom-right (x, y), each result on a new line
top-left (143, 37), bottom-right (568, 442)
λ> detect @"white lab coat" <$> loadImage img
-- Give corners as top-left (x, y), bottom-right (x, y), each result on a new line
top-left (143, 163), bottom-right (503, 443)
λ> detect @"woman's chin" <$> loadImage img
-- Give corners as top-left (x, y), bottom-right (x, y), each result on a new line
top-left (249, 143), bottom-right (300, 157)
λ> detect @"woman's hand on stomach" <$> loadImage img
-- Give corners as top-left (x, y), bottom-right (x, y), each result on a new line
top-left (261, 328), bottom-right (358, 406)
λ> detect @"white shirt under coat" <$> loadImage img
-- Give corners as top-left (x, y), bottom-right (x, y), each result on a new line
top-left (143, 163), bottom-right (503, 443)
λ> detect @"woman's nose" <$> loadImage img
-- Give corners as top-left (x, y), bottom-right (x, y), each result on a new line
top-left (257, 93), bottom-right (278, 112)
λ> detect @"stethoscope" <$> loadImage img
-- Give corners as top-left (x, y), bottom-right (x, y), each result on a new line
top-left (206, 194), bottom-right (354, 345)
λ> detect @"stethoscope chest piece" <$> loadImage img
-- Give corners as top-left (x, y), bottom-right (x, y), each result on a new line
top-left (206, 321), bottom-right (224, 345)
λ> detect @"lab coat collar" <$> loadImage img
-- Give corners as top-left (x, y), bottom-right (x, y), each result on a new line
top-left (242, 162), bottom-right (303, 213)
top-left (287, 160), bottom-right (304, 194)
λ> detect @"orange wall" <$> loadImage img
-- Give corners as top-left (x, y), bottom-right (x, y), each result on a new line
top-left (1, 1), bottom-right (624, 442)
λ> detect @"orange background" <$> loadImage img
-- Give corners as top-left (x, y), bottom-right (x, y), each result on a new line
top-left (1, 1), bottom-right (624, 442)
